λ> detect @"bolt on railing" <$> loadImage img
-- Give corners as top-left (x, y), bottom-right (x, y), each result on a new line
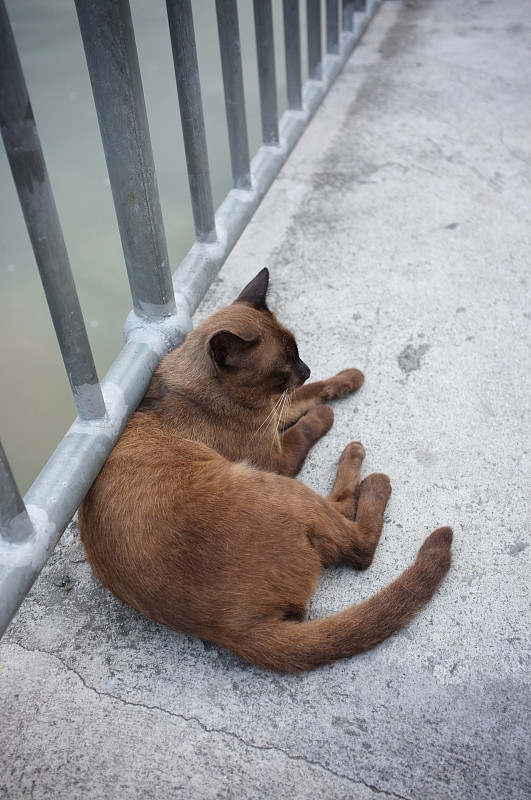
top-left (0, 0), bottom-right (383, 637)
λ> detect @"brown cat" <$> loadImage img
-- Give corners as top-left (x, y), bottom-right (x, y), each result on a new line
top-left (79, 269), bottom-right (452, 672)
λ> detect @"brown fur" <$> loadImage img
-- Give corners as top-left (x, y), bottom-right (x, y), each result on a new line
top-left (79, 269), bottom-right (452, 672)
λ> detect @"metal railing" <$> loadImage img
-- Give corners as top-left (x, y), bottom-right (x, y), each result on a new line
top-left (0, 0), bottom-right (382, 637)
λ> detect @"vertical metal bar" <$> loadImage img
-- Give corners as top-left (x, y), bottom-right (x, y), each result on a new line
top-left (166, 0), bottom-right (217, 242)
top-left (215, 0), bottom-right (251, 190)
top-left (0, 0), bottom-right (105, 421)
top-left (0, 441), bottom-right (33, 544)
top-left (342, 0), bottom-right (354, 31)
top-left (74, 0), bottom-right (177, 317)
top-left (253, 0), bottom-right (279, 146)
top-left (326, 0), bottom-right (339, 54)
top-left (283, 0), bottom-right (302, 111)
top-left (307, 0), bottom-right (322, 80)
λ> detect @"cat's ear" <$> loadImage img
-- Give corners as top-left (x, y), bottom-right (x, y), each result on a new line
top-left (209, 331), bottom-right (257, 369)
top-left (233, 268), bottom-right (270, 311)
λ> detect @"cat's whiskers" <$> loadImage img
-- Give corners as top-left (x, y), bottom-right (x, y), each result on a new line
top-left (249, 392), bottom-right (286, 443)
top-left (269, 389), bottom-right (292, 454)
top-left (278, 390), bottom-right (290, 433)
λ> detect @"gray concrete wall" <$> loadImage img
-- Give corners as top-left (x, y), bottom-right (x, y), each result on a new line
top-left (1, 1), bottom-right (530, 798)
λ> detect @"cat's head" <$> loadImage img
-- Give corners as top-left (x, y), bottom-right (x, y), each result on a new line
top-left (206, 269), bottom-right (311, 399)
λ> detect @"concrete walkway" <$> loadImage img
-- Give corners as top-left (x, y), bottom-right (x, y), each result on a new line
top-left (1, 1), bottom-right (530, 798)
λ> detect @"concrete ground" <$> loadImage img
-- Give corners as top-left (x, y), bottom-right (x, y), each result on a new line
top-left (1, 1), bottom-right (530, 798)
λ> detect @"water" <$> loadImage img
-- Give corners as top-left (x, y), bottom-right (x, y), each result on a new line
top-left (0, 0), bottom-right (296, 493)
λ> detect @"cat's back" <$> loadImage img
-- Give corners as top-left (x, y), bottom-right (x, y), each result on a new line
top-left (82, 408), bottom-right (221, 519)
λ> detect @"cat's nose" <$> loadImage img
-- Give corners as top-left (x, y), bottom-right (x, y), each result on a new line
top-left (296, 359), bottom-right (311, 383)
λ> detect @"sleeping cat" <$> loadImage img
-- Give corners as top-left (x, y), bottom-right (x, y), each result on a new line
top-left (79, 269), bottom-right (452, 672)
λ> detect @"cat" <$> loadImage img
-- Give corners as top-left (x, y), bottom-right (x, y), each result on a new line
top-left (79, 268), bottom-right (452, 672)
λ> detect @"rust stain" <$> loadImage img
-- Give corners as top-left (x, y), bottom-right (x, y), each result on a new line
top-left (129, 191), bottom-right (136, 206)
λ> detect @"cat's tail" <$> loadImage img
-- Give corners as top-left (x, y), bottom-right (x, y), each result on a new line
top-left (232, 526), bottom-right (452, 673)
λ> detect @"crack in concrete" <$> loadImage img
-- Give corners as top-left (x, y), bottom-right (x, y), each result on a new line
top-left (7, 642), bottom-right (411, 800)
top-left (500, 134), bottom-right (531, 168)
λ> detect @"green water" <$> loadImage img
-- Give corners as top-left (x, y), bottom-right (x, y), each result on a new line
top-left (0, 0), bottom-right (298, 493)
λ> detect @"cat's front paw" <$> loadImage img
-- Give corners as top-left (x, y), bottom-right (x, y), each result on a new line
top-left (322, 368), bottom-right (364, 401)
top-left (305, 404), bottom-right (334, 435)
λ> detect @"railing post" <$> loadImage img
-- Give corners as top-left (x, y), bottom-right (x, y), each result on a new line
top-left (0, 442), bottom-right (33, 544)
top-left (307, 0), bottom-right (322, 80)
top-left (253, 0), bottom-right (279, 146)
top-left (327, 0), bottom-right (340, 54)
top-left (215, 0), bottom-right (252, 190)
top-left (166, 0), bottom-right (217, 243)
top-left (0, 0), bottom-right (106, 421)
top-left (0, 439), bottom-right (35, 638)
top-left (342, 0), bottom-right (355, 32)
top-left (74, 0), bottom-right (177, 318)
top-left (283, 0), bottom-right (302, 111)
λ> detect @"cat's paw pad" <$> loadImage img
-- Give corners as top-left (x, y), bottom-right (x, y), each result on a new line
top-left (323, 368), bottom-right (365, 400)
